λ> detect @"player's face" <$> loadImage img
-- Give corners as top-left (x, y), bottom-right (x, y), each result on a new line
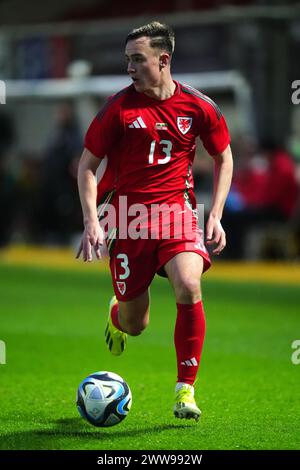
top-left (125, 37), bottom-right (163, 93)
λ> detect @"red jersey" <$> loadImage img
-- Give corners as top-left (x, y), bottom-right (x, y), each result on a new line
top-left (85, 81), bottom-right (230, 206)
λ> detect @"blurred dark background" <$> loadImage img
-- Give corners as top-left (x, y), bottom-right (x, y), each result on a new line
top-left (0, 0), bottom-right (300, 259)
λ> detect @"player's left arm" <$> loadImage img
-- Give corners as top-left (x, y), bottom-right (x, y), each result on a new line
top-left (206, 144), bottom-right (233, 255)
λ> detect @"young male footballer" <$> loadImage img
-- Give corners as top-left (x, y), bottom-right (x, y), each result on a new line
top-left (77, 21), bottom-right (233, 421)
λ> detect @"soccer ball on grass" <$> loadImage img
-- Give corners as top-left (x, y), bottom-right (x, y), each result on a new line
top-left (76, 371), bottom-right (132, 427)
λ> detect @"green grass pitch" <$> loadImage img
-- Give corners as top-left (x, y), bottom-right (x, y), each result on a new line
top-left (0, 263), bottom-right (299, 450)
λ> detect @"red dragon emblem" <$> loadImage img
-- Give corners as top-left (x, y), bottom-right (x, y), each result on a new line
top-left (177, 117), bottom-right (192, 134)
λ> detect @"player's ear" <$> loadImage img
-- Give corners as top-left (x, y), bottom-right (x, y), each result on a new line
top-left (159, 53), bottom-right (170, 68)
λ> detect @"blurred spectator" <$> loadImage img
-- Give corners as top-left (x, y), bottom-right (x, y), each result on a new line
top-left (38, 102), bottom-right (82, 244)
top-left (222, 141), bottom-right (299, 259)
top-left (0, 111), bottom-right (17, 247)
top-left (13, 153), bottom-right (42, 243)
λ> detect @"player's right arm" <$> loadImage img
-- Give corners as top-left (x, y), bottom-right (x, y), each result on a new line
top-left (76, 92), bottom-right (123, 261)
top-left (76, 148), bottom-right (103, 262)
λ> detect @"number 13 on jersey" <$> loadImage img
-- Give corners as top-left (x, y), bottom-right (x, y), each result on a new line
top-left (148, 140), bottom-right (172, 165)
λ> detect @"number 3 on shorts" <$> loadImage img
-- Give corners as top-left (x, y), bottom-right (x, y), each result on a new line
top-left (116, 253), bottom-right (130, 280)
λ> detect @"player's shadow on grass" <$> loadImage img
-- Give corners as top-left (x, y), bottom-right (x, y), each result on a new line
top-left (52, 417), bottom-right (192, 439)
top-left (1, 418), bottom-right (195, 450)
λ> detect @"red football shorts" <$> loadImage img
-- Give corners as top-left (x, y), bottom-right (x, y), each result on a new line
top-left (107, 205), bottom-right (211, 301)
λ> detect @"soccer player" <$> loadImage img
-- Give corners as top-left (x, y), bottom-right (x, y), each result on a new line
top-left (77, 21), bottom-right (233, 421)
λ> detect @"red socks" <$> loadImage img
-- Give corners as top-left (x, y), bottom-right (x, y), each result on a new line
top-left (111, 302), bottom-right (123, 331)
top-left (111, 298), bottom-right (205, 386)
top-left (175, 301), bottom-right (206, 385)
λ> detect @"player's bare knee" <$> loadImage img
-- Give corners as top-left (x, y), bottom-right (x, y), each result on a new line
top-left (175, 278), bottom-right (201, 303)
top-left (124, 316), bottom-right (149, 336)
top-left (125, 323), bottom-right (146, 336)
top-left (127, 328), bottom-right (142, 336)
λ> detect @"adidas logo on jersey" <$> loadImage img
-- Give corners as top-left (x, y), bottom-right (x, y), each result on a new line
top-left (180, 357), bottom-right (198, 366)
top-left (129, 116), bottom-right (147, 128)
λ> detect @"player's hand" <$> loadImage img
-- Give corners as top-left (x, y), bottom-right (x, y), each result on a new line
top-left (206, 214), bottom-right (226, 255)
top-left (76, 220), bottom-right (104, 262)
